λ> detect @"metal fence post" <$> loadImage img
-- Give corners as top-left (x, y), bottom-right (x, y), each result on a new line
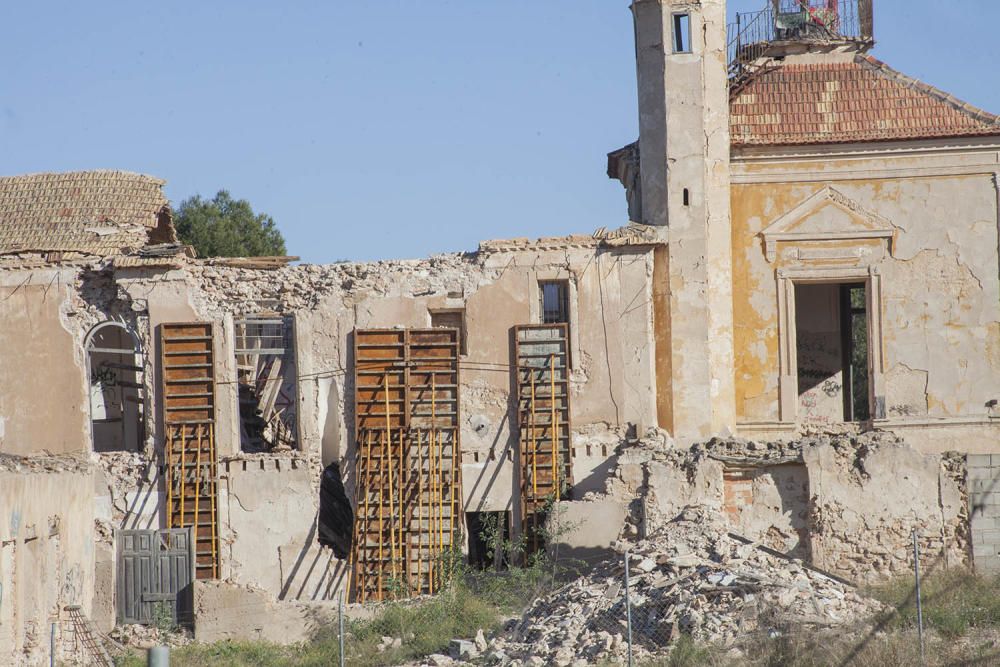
top-left (148, 646), bottom-right (170, 667)
top-left (339, 589), bottom-right (346, 667)
top-left (624, 551), bottom-right (633, 667)
top-left (912, 529), bottom-right (925, 665)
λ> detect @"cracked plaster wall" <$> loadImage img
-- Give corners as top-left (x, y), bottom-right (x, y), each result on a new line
top-left (732, 164), bottom-right (1000, 451)
top-left (633, 0), bottom-right (735, 441)
top-left (179, 245), bottom-right (658, 517)
top-left (0, 240), bottom-right (658, 622)
top-left (0, 269), bottom-right (89, 456)
top-left (219, 458), bottom-right (341, 601)
top-left (0, 462), bottom-right (95, 667)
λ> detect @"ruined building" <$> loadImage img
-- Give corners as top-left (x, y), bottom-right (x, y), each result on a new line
top-left (3, 0), bottom-right (1000, 664)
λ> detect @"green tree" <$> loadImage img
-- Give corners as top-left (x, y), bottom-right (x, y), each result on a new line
top-left (174, 190), bottom-right (287, 258)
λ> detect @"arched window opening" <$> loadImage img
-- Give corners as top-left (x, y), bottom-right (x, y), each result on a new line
top-left (86, 322), bottom-right (145, 452)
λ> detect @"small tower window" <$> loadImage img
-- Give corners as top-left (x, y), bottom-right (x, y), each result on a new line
top-left (672, 13), bottom-right (691, 53)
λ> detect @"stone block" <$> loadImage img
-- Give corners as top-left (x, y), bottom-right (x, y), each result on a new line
top-left (450, 639), bottom-right (479, 660)
top-left (973, 529), bottom-right (1000, 545)
top-left (977, 516), bottom-right (1000, 531)
top-left (973, 502), bottom-right (1000, 518)
top-left (968, 492), bottom-right (1000, 507)
top-left (971, 479), bottom-right (1000, 493)
top-left (967, 454), bottom-right (993, 469)
top-left (967, 465), bottom-right (996, 480)
top-left (972, 543), bottom-right (999, 558)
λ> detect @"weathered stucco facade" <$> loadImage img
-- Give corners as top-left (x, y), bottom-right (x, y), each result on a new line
top-left (4, 0), bottom-right (1000, 663)
top-left (0, 223), bottom-right (662, 663)
top-left (731, 145), bottom-right (1000, 451)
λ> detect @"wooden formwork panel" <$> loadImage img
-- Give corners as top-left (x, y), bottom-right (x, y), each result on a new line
top-left (350, 328), bottom-right (462, 602)
top-left (514, 324), bottom-right (572, 551)
top-left (159, 323), bottom-right (220, 580)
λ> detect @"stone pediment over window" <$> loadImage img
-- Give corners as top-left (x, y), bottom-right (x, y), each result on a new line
top-left (760, 187), bottom-right (895, 263)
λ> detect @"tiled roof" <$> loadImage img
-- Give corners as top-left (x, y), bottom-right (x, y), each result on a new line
top-left (731, 55), bottom-right (1000, 146)
top-left (0, 170), bottom-right (170, 256)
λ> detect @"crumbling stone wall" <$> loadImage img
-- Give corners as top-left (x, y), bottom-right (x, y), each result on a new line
top-left (0, 455), bottom-right (95, 666)
top-left (596, 430), bottom-right (968, 583)
top-left (805, 434), bottom-right (967, 582)
top-left (175, 243), bottom-right (658, 519)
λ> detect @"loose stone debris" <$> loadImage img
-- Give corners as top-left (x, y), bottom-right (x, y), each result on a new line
top-left (488, 506), bottom-right (885, 666)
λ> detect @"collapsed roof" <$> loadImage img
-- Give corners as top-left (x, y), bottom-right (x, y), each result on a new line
top-left (0, 170), bottom-right (174, 257)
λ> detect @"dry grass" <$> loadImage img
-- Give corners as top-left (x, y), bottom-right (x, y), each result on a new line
top-left (113, 568), bottom-right (1000, 667)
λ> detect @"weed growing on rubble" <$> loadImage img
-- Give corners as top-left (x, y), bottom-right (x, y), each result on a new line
top-left (151, 601), bottom-right (178, 635)
top-left (464, 497), bottom-right (585, 611)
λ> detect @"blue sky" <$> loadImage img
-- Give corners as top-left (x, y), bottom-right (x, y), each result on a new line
top-left (2, 1), bottom-right (998, 263)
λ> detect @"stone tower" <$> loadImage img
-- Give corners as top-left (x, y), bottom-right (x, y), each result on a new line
top-left (631, 0), bottom-right (735, 440)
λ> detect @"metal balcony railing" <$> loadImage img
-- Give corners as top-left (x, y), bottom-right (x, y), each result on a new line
top-left (727, 0), bottom-right (873, 82)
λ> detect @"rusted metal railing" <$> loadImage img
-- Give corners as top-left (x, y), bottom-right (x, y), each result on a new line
top-left (727, 1), bottom-right (872, 82)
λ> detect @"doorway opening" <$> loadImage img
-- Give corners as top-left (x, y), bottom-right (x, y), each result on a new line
top-left (794, 282), bottom-right (869, 423)
top-left (466, 511), bottom-right (511, 571)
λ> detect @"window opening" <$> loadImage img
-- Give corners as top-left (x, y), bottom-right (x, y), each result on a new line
top-left (466, 511), bottom-right (510, 571)
top-left (539, 281), bottom-right (570, 324)
top-left (672, 13), bottom-right (691, 53)
top-left (682, 188), bottom-right (690, 206)
top-left (794, 282), bottom-right (869, 423)
top-left (86, 322), bottom-right (145, 452)
top-left (841, 283), bottom-right (869, 421)
top-left (430, 309), bottom-right (468, 355)
top-left (234, 315), bottom-right (298, 452)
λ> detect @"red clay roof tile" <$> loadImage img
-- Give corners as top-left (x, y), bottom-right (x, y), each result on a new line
top-left (730, 55), bottom-right (1000, 146)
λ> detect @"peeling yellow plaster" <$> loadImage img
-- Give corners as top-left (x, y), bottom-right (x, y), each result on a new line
top-left (734, 170), bottom-right (1000, 424)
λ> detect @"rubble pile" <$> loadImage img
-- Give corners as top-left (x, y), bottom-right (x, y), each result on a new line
top-left (187, 253), bottom-right (496, 316)
top-left (489, 506), bottom-right (883, 666)
top-left (108, 623), bottom-right (192, 650)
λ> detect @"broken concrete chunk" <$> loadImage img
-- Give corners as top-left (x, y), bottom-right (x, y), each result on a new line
top-left (449, 638), bottom-right (479, 660)
top-left (665, 553), bottom-right (701, 568)
top-left (633, 557), bottom-right (657, 573)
